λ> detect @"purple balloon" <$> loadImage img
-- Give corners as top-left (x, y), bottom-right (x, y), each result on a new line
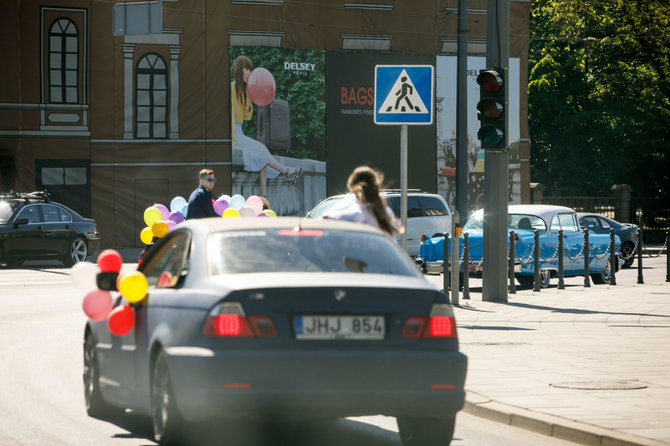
top-left (154, 203), bottom-right (170, 221)
top-left (214, 199), bottom-right (229, 216)
top-left (165, 220), bottom-right (176, 232)
top-left (169, 211), bottom-right (184, 224)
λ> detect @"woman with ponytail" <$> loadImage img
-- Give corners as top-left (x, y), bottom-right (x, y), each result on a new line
top-left (327, 166), bottom-right (403, 238)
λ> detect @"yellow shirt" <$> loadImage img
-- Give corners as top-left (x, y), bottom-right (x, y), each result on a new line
top-left (231, 81), bottom-right (252, 147)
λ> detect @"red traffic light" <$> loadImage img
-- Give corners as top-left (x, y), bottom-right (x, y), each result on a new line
top-left (476, 70), bottom-right (503, 93)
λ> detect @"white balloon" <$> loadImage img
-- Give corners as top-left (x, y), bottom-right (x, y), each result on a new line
top-left (70, 262), bottom-right (100, 291)
top-left (239, 206), bottom-right (255, 217)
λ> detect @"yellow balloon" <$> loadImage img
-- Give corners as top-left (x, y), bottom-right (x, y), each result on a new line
top-left (152, 221), bottom-right (169, 238)
top-left (140, 227), bottom-right (153, 245)
top-left (222, 208), bottom-right (240, 218)
top-left (119, 271), bottom-right (148, 304)
top-left (261, 209), bottom-right (277, 217)
top-left (143, 207), bottom-right (162, 227)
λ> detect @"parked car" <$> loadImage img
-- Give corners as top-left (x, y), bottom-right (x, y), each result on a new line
top-left (84, 217), bottom-right (467, 446)
top-left (0, 191), bottom-right (99, 267)
top-left (417, 205), bottom-right (621, 288)
top-left (577, 213), bottom-right (638, 268)
top-left (306, 191), bottom-right (453, 257)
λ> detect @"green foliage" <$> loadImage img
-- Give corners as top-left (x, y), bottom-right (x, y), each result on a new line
top-left (528, 0), bottom-right (670, 198)
top-left (229, 47), bottom-right (326, 160)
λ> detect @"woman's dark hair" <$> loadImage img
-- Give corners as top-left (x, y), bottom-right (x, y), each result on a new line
top-left (233, 56), bottom-right (253, 105)
top-left (347, 166), bottom-right (396, 236)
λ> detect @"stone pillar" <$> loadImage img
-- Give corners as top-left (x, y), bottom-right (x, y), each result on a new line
top-left (122, 43), bottom-right (136, 139)
top-left (529, 183), bottom-right (544, 204)
top-left (611, 184), bottom-right (632, 223)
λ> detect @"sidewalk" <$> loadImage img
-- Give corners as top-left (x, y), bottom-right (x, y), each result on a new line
top-left (426, 256), bottom-right (670, 446)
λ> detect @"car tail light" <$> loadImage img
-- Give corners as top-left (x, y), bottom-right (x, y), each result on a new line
top-left (402, 304), bottom-right (457, 339)
top-left (202, 302), bottom-right (275, 338)
top-left (95, 225), bottom-right (99, 234)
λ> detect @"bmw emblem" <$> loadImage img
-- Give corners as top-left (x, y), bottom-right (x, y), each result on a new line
top-left (334, 289), bottom-right (347, 302)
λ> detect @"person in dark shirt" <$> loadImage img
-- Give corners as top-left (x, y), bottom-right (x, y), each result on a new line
top-left (186, 169), bottom-right (218, 219)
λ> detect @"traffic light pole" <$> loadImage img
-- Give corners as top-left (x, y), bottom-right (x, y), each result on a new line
top-left (455, 0), bottom-right (468, 226)
top-left (482, 0), bottom-right (509, 302)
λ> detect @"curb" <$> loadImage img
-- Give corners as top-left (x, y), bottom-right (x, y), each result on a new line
top-left (463, 392), bottom-right (669, 446)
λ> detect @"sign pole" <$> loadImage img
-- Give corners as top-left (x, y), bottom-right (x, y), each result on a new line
top-left (400, 124), bottom-right (408, 251)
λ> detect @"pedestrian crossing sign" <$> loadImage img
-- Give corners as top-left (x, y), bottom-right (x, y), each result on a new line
top-left (374, 65), bottom-right (434, 125)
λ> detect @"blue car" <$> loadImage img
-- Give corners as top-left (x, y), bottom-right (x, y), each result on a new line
top-left (417, 205), bottom-right (621, 288)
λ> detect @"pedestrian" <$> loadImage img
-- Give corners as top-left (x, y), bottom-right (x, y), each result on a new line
top-left (326, 165), bottom-right (403, 238)
top-left (186, 169), bottom-right (218, 219)
top-left (231, 55), bottom-right (302, 197)
top-left (261, 196), bottom-right (271, 210)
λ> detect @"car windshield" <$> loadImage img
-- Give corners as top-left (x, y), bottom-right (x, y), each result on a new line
top-left (0, 201), bottom-right (14, 224)
top-left (208, 229), bottom-right (421, 277)
top-left (463, 212), bottom-right (547, 232)
top-left (305, 195), bottom-right (356, 218)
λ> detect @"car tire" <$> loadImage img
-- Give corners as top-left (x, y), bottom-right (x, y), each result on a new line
top-left (63, 236), bottom-right (88, 267)
top-left (83, 331), bottom-right (123, 419)
top-left (620, 242), bottom-right (635, 268)
top-left (591, 258), bottom-right (612, 285)
top-left (397, 416), bottom-right (455, 446)
top-left (152, 351), bottom-right (185, 446)
top-left (516, 275), bottom-right (534, 289)
top-left (539, 269), bottom-right (551, 288)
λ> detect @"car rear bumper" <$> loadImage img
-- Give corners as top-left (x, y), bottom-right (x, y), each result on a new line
top-left (164, 347), bottom-right (467, 422)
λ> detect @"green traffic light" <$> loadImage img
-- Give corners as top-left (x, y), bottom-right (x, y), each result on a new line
top-left (478, 125), bottom-right (504, 146)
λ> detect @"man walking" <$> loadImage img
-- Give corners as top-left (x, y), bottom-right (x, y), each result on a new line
top-left (186, 169), bottom-right (218, 219)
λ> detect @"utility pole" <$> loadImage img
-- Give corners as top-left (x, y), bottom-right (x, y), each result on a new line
top-left (482, 0), bottom-right (509, 302)
top-left (455, 0), bottom-right (468, 224)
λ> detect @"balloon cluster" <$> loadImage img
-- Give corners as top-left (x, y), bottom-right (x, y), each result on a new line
top-left (141, 197), bottom-right (188, 244)
top-left (214, 194), bottom-right (276, 218)
top-left (73, 249), bottom-right (149, 337)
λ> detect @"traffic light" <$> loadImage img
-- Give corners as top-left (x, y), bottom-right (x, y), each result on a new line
top-left (476, 68), bottom-right (505, 150)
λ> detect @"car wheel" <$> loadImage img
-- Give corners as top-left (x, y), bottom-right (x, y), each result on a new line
top-left (620, 242), bottom-right (635, 268)
top-left (63, 236), bottom-right (88, 267)
top-left (591, 258), bottom-right (612, 285)
top-left (539, 269), bottom-right (551, 288)
top-left (83, 331), bottom-right (123, 419)
top-left (152, 351), bottom-right (185, 445)
top-left (516, 275), bottom-right (534, 289)
top-left (397, 416), bottom-right (455, 446)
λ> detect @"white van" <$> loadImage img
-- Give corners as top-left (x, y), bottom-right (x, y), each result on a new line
top-left (305, 191), bottom-right (453, 257)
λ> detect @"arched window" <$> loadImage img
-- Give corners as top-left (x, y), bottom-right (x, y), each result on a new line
top-left (48, 18), bottom-right (78, 104)
top-left (135, 53), bottom-right (168, 138)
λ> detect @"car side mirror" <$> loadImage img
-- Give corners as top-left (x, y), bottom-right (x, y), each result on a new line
top-left (13, 218), bottom-right (29, 229)
top-left (97, 272), bottom-right (119, 291)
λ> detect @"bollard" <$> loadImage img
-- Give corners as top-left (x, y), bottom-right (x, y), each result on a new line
top-left (637, 227), bottom-right (644, 284)
top-left (558, 229), bottom-right (565, 290)
top-left (463, 233), bottom-right (470, 300)
top-left (533, 229), bottom-right (540, 292)
top-left (583, 229), bottom-right (591, 287)
top-left (508, 231), bottom-right (516, 294)
top-left (443, 232), bottom-right (449, 292)
top-left (666, 228), bottom-right (670, 282)
top-left (609, 228), bottom-right (617, 286)
top-left (451, 214), bottom-right (460, 306)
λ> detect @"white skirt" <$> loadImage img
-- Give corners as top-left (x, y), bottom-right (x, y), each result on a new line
top-left (234, 123), bottom-right (280, 178)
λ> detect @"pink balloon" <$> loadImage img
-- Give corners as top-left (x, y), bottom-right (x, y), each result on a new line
top-left (169, 211), bottom-right (184, 224)
top-left (165, 220), bottom-right (176, 232)
top-left (246, 195), bottom-right (263, 216)
top-left (246, 68), bottom-right (276, 107)
top-left (82, 290), bottom-right (113, 322)
top-left (107, 305), bottom-right (135, 337)
top-left (214, 199), bottom-right (230, 216)
top-left (154, 204), bottom-right (170, 221)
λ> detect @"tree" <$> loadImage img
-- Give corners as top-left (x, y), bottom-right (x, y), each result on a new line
top-left (528, 0), bottom-right (670, 198)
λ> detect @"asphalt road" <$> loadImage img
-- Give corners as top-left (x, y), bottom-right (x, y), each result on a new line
top-left (0, 261), bottom-right (581, 446)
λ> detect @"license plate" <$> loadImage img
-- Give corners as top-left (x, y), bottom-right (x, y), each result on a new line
top-left (294, 315), bottom-right (385, 340)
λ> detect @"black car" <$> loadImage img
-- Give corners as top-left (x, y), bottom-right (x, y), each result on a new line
top-left (0, 191), bottom-right (100, 267)
top-left (577, 213), bottom-right (639, 267)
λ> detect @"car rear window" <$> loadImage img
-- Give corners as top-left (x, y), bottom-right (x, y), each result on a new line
top-left (306, 195), bottom-right (356, 218)
top-left (419, 196), bottom-right (449, 216)
top-left (208, 229), bottom-right (421, 277)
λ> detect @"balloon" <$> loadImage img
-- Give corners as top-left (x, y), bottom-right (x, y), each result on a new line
top-left (261, 209), bottom-right (277, 217)
top-left (107, 305), bottom-right (135, 336)
top-left (239, 206), bottom-right (255, 217)
top-left (256, 212), bottom-right (269, 217)
top-left (154, 204), bottom-right (170, 221)
top-left (70, 262), bottom-right (100, 291)
top-left (246, 67), bottom-right (276, 107)
top-left (222, 208), bottom-right (240, 218)
top-left (143, 207), bottom-right (162, 227)
top-left (165, 220), bottom-right (176, 232)
top-left (97, 249), bottom-right (122, 273)
top-left (82, 290), bottom-right (113, 322)
top-left (229, 194), bottom-right (246, 210)
top-left (218, 194), bottom-right (231, 203)
top-left (152, 221), bottom-right (169, 238)
top-left (140, 227), bottom-right (154, 245)
top-left (118, 271), bottom-right (148, 304)
top-left (170, 196), bottom-right (187, 213)
top-left (116, 271), bottom-right (127, 291)
top-left (169, 211), bottom-right (184, 224)
top-left (181, 203), bottom-right (189, 218)
top-left (246, 195), bottom-right (263, 216)
top-left (213, 199), bottom-right (229, 216)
